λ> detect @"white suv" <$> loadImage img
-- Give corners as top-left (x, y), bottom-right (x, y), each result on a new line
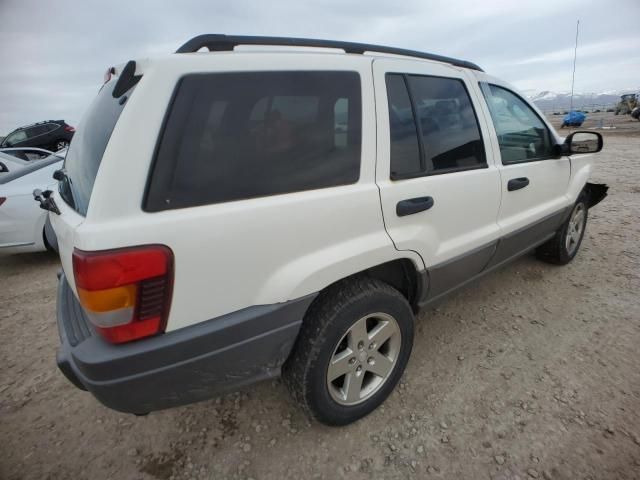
top-left (48, 35), bottom-right (607, 426)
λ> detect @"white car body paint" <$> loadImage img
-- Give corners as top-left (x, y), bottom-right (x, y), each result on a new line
top-left (0, 159), bottom-right (62, 253)
top-left (49, 50), bottom-right (598, 334)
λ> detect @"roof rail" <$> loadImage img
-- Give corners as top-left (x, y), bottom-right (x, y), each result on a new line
top-left (175, 34), bottom-right (484, 72)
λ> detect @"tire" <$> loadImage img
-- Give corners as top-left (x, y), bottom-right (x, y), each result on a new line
top-left (536, 191), bottom-right (589, 265)
top-left (283, 277), bottom-right (414, 426)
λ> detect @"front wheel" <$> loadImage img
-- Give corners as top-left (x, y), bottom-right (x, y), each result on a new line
top-left (283, 277), bottom-right (414, 426)
top-left (537, 192), bottom-right (588, 265)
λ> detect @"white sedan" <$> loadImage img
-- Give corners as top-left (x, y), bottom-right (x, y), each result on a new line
top-left (0, 150), bottom-right (65, 254)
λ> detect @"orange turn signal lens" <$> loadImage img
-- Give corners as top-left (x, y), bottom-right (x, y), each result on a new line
top-left (77, 284), bottom-right (137, 313)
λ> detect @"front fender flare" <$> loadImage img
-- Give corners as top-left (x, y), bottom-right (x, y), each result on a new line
top-left (585, 182), bottom-right (609, 209)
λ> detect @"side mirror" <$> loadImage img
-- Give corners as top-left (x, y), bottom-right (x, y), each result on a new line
top-left (0, 161), bottom-right (7, 173)
top-left (565, 131), bottom-right (603, 155)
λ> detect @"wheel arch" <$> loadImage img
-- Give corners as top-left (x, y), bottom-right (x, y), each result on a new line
top-left (301, 257), bottom-right (426, 319)
top-left (583, 182), bottom-right (609, 209)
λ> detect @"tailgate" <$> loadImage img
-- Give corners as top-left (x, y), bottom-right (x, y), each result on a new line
top-left (49, 190), bottom-right (84, 293)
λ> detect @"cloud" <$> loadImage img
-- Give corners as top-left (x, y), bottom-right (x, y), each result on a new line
top-left (512, 37), bottom-right (639, 66)
top-left (0, 0), bottom-right (639, 134)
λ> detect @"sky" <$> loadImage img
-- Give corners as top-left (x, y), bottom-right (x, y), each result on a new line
top-left (0, 0), bottom-right (639, 134)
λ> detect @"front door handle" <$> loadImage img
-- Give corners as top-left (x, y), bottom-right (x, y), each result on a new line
top-left (507, 177), bottom-right (530, 191)
top-left (396, 196), bottom-right (434, 217)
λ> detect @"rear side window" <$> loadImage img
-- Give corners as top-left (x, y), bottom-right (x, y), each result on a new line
top-left (386, 74), bottom-right (422, 177)
top-left (146, 71), bottom-right (362, 211)
top-left (386, 74), bottom-right (486, 178)
top-left (29, 125), bottom-right (48, 137)
top-left (60, 79), bottom-right (133, 215)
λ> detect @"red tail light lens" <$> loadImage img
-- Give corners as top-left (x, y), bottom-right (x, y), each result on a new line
top-left (64, 126), bottom-right (76, 132)
top-left (73, 245), bottom-right (174, 344)
top-left (0, 197), bottom-right (5, 206)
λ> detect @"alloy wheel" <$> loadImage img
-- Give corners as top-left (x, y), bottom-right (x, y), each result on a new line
top-left (326, 312), bottom-right (402, 406)
top-left (565, 203), bottom-right (586, 255)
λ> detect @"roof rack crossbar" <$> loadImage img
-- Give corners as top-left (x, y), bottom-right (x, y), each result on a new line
top-left (175, 34), bottom-right (484, 72)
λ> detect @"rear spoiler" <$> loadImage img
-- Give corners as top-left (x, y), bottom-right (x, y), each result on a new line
top-left (112, 61), bottom-right (142, 98)
top-left (103, 61), bottom-right (142, 98)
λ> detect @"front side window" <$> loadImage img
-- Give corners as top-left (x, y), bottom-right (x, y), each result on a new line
top-left (146, 71), bottom-right (362, 210)
top-left (5, 130), bottom-right (27, 145)
top-left (386, 73), bottom-right (486, 179)
top-left (480, 83), bottom-right (554, 164)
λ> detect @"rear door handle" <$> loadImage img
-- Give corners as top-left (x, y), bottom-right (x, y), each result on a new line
top-left (396, 196), bottom-right (434, 217)
top-left (507, 177), bottom-right (530, 191)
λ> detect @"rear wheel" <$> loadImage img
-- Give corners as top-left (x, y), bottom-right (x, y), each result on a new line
top-left (537, 192), bottom-right (588, 265)
top-left (283, 277), bottom-right (414, 426)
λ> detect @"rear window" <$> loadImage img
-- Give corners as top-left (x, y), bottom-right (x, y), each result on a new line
top-left (59, 79), bottom-right (132, 215)
top-left (145, 71), bottom-right (362, 211)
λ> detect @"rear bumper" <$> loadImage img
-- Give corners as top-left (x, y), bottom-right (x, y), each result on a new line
top-left (56, 272), bottom-right (315, 414)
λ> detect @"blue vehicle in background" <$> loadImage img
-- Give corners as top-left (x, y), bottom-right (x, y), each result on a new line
top-left (561, 111), bottom-right (586, 128)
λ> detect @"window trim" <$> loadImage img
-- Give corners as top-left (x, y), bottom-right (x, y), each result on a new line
top-left (479, 82), bottom-right (559, 165)
top-left (387, 72), bottom-right (488, 181)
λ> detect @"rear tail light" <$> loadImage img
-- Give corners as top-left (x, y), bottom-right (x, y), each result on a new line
top-left (64, 125), bottom-right (76, 132)
top-left (0, 197), bottom-right (5, 206)
top-left (72, 245), bottom-right (173, 344)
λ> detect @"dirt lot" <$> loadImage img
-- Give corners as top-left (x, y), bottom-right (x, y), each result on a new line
top-left (2, 114), bottom-right (640, 480)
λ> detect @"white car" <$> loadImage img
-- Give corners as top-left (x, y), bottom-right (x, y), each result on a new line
top-left (50, 35), bottom-right (607, 425)
top-left (0, 150), bottom-right (65, 253)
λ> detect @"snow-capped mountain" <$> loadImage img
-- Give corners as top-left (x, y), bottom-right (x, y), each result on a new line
top-left (523, 88), bottom-right (639, 112)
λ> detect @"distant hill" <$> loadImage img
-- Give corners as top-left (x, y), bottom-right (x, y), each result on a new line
top-left (523, 89), bottom-right (639, 112)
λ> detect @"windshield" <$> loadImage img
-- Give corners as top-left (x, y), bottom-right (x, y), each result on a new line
top-left (59, 79), bottom-right (133, 215)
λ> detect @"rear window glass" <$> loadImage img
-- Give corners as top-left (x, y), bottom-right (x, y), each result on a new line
top-left (59, 79), bottom-right (132, 215)
top-left (145, 71), bottom-right (362, 211)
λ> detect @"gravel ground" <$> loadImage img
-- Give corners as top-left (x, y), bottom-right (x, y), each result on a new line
top-left (1, 123), bottom-right (640, 480)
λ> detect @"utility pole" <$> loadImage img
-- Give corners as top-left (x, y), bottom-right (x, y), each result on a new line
top-left (569, 20), bottom-right (580, 112)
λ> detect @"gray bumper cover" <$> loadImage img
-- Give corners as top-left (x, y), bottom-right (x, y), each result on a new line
top-left (56, 273), bottom-right (315, 414)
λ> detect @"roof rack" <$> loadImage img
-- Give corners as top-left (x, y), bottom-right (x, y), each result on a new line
top-left (175, 34), bottom-right (484, 72)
